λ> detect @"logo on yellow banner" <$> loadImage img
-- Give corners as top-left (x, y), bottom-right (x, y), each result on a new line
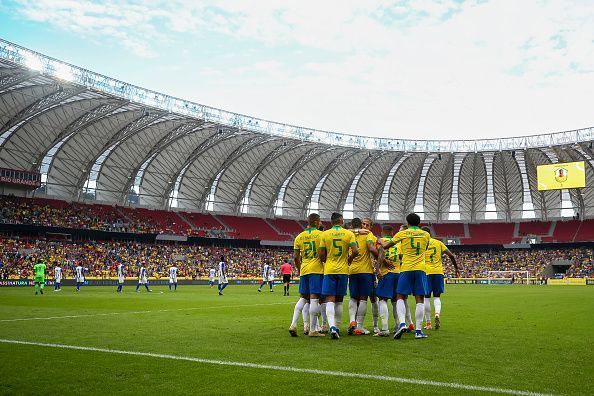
top-left (537, 161), bottom-right (585, 191)
top-left (554, 167), bottom-right (568, 183)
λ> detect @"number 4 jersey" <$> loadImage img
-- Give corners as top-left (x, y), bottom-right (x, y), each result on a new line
top-left (294, 227), bottom-right (324, 276)
top-left (390, 226), bottom-right (431, 272)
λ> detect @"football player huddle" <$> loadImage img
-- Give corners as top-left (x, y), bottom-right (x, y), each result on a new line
top-left (289, 211), bottom-right (459, 340)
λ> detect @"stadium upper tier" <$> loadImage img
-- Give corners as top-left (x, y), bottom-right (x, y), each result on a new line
top-left (2, 195), bottom-right (594, 244)
top-left (1, 39), bottom-right (594, 221)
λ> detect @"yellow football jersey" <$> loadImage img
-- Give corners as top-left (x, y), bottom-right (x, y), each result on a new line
top-left (349, 232), bottom-right (377, 274)
top-left (379, 237), bottom-right (400, 276)
top-left (293, 227), bottom-right (323, 275)
top-left (319, 226), bottom-right (356, 275)
top-left (390, 226), bottom-right (430, 272)
top-left (424, 238), bottom-right (448, 275)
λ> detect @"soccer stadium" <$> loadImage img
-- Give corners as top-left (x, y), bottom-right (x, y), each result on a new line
top-left (1, 5), bottom-right (594, 395)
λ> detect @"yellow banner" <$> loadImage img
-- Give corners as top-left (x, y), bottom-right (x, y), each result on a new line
top-left (547, 278), bottom-right (587, 285)
top-left (537, 161), bottom-right (586, 191)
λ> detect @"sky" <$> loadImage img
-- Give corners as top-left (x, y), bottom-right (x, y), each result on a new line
top-left (0, 0), bottom-right (593, 141)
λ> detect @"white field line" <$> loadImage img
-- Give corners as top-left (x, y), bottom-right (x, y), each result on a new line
top-left (0, 302), bottom-right (292, 322)
top-left (0, 339), bottom-right (553, 396)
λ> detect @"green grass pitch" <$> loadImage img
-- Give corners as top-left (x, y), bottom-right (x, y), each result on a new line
top-left (0, 284), bottom-right (592, 395)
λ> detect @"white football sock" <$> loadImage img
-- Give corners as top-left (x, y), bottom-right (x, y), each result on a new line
top-left (434, 297), bottom-right (442, 316)
top-left (335, 302), bottom-right (343, 329)
top-left (396, 299), bottom-right (406, 325)
top-left (379, 300), bottom-right (389, 331)
top-left (309, 299), bottom-right (319, 331)
top-left (291, 298), bottom-right (307, 327)
top-left (415, 302), bottom-right (425, 331)
top-left (349, 298), bottom-right (358, 323)
top-left (355, 301), bottom-right (367, 329)
top-left (424, 297), bottom-right (431, 322)
top-left (326, 302), bottom-right (336, 328)
top-left (404, 299), bottom-right (413, 325)
top-left (320, 302), bottom-right (328, 326)
top-left (302, 302), bottom-right (310, 326)
top-left (371, 300), bottom-right (379, 328)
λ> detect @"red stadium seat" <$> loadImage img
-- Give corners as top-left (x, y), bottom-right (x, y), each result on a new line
top-left (268, 218), bottom-right (304, 236)
top-left (465, 223), bottom-right (515, 244)
top-left (552, 220), bottom-right (580, 242)
top-left (218, 215), bottom-right (290, 241)
top-left (575, 219), bottom-right (594, 241)
top-left (433, 223), bottom-right (465, 238)
top-left (181, 212), bottom-right (225, 230)
top-left (518, 221), bottom-right (551, 237)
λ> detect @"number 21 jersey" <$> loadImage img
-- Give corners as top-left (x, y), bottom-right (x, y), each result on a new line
top-left (293, 227), bottom-right (323, 275)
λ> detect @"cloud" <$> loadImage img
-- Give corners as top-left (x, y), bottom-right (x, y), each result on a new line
top-left (6, 0), bottom-right (594, 139)
top-left (12, 0), bottom-right (159, 57)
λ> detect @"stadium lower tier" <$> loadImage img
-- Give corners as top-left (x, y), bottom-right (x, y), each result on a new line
top-left (2, 194), bottom-right (594, 243)
top-left (1, 238), bottom-right (592, 279)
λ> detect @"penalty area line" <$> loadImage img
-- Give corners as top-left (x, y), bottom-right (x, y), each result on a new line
top-left (0, 302), bottom-right (292, 322)
top-left (0, 339), bottom-right (553, 396)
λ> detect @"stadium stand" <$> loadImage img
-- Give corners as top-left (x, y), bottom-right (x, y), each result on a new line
top-left (1, 39), bottom-right (593, 253)
top-left (2, 195), bottom-right (594, 245)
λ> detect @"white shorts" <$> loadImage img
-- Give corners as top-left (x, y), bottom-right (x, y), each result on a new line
top-left (118, 275), bottom-right (125, 284)
top-left (139, 277), bottom-right (147, 284)
top-left (267, 276), bottom-right (275, 282)
top-left (209, 277), bottom-right (215, 282)
top-left (169, 277), bottom-right (177, 284)
top-left (218, 275), bottom-right (228, 284)
top-left (76, 276), bottom-right (84, 283)
top-left (55, 277), bottom-right (61, 283)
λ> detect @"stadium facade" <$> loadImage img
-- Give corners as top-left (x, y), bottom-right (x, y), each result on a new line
top-left (0, 39), bottom-right (593, 223)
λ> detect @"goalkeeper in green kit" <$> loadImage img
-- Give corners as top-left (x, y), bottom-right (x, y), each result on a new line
top-left (33, 259), bottom-right (46, 295)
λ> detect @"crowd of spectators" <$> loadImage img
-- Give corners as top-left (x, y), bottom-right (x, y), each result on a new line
top-left (0, 195), bottom-right (127, 232)
top-left (0, 195), bottom-right (228, 237)
top-left (0, 238), bottom-right (592, 280)
top-left (0, 238), bottom-right (291, 280)
top-left (447, 248), bottom-right (594, 278)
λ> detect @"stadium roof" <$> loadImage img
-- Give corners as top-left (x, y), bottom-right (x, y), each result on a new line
top-left (1, 39), bottom-right (593, 221)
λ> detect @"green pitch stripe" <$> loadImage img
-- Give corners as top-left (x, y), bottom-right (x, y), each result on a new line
top-left (0, 302), bottom-right (292, 322)
top-left (0, 339), bottom-right (553, 396)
